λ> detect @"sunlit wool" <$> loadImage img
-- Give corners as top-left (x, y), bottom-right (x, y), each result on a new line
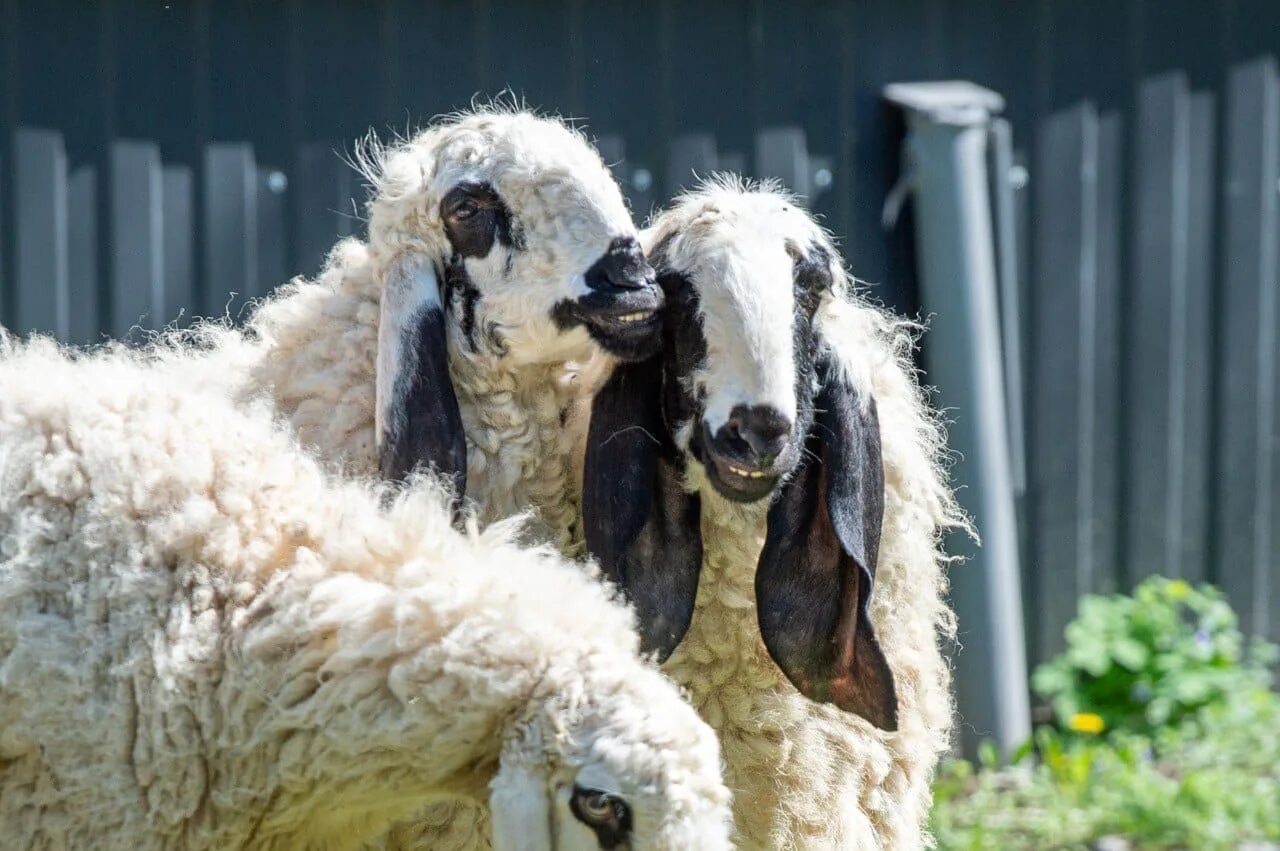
top-left (0, 336), bottom-right (732, 851)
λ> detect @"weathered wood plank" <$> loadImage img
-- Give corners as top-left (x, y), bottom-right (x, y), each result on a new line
top-left (1126, 72), bottom-right (1193, 584)
top-left (67, 166), bottom-right (98, 344)
top-left (1030, 102), bottom-right (1098, 665)
top-left (14, 128), bottom-right (69, 338)
top-left (204, 142), bottom-right (258, 319)
top-left (1214, 57), bottom-right (1279, 642)
top-left (110, 139), bottom-right (164, 337)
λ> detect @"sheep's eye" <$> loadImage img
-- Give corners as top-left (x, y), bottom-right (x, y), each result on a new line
top-left (451, 200), bottom-right (480, 221)
top-left (570, 786), bottom-right (632, 845)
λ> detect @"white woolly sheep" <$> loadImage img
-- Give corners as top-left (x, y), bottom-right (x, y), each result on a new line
top-left (582, 179), bottom-right (964, 849)
top-left (0, 337), bottom-right (733, 851)
top-left (210, 106), bottom-right (661, 559)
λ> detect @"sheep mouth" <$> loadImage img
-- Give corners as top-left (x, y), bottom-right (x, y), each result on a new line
top-left (552, 290), bottom-right (664, 361)
top-left (691, 429), bottom-right (782, 502)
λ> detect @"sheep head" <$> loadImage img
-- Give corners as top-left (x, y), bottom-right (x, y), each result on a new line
top-left (490, 661), bottom-right (733, 851)
top-left (367, 108), bottom-right (662, 494)
top-left (583, 177), bottom-right (899, 730)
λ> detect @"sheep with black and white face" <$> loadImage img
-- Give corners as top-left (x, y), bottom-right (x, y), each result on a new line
top-left (208, 107), bottom-right (662, 556)
top-left (584, 178), bottom-right (965, 849)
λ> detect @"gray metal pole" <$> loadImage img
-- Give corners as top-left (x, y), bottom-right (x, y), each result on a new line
top-left (883, 81), bottom-right (1032, 758)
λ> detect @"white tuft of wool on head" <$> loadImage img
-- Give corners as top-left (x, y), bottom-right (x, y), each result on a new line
top-left (0, 336), bottom-right (732, 851)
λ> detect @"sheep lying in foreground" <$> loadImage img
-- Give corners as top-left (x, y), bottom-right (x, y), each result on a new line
top-left (207, 107), bottom-right (661, 558)
top-left (584, 180), bottom-right (963, 849)
top-left (0, 338), bottom-right (733, 851)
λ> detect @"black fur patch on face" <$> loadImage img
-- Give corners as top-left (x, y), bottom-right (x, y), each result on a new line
top-left (656, 271), bottom-right (707, 437)
top-left (785, 240), bottom-right (836, 442)
top-left (440, 181), bottom-right (522, 259)
top-left (443, 253), bottom-right (482, 352)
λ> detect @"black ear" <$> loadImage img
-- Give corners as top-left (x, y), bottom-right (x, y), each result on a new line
top-left (583, 355), bottom-right (703, 661)
top-left (756, 358), bottom-right (898, 730)
top-left (375, 256), bottom-right (468, 501)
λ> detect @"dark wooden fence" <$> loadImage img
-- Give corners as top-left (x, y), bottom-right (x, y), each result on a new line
top-left (0, 122), bottom-right (827, 341)
top-left (1024, 56), bottom-right (1280, 663)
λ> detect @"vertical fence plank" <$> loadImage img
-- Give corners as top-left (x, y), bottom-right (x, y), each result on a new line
top-left (596, 133), bottom-right (656, 220)
top-left (67, 166), bottom-right (98, 344)
top-left (162, 166), bottom-right (194, 325)
top-left (755, 126), bottom-right (812, 198)
top-left (257, 167), bottom-right (288, 297)
top-left (1215, 57), bottom-right (1279, 643)
top-left (204, 142), bottom-right (258, 319)
top-left (717, 150), bottom-right (747, 177)
top-left (14, 128), bottom-right (69, 338)
top-left (666, 132), bottom-right (717, 196)
top-left (1091, 111), bottom-right (1124, 595)
top-left (1127, 72), bottom-right (1194, 584)
top-left (1180, 91), bottom-right (1218, 586)
top-left (0, 150), bottom-right (6, 327)
top-left (110, 140), bottom-right (164, 337)
top-left (294, 142), bottom-right (355, 279)
top-left (1029, 103), bottom-right (1099, 667)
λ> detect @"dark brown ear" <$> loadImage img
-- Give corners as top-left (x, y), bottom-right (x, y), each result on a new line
top-left (756, 358), bottom-right (898, 730)
top-left (583, 355), bottom-right (703, 661)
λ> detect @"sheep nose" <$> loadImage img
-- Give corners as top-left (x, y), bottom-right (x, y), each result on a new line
top-left (584, 237), bottom-right (656, 292)
top-left (717, 406), bottom-right (793, 468)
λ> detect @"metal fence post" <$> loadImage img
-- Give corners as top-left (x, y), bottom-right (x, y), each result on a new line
top-left (884, 81), bottom-right (1031, 758)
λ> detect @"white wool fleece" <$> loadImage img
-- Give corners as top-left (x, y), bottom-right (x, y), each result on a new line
top-left (640, 180), bottom-right (968, 850)
top-left (0, 338), bottom-right (732, 851)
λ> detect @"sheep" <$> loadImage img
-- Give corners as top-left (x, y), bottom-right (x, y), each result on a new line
top-left (582, 178), bottom-right (964, 849)
top-left (206, 106), bottom-right (662, 558)
top-left (0, 336), bottom-right (734, 851)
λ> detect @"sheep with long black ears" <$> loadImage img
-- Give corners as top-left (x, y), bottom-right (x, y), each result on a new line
top-left (207, 105), bottom-right (662, 554)
top-left (0, 336), bottom-right (732, 851)
top-left (584, 178), bottom-right (964, 849)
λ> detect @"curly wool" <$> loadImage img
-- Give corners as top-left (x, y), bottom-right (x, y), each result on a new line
top-left (0, 337), bottom-right (731, 851)
top-left (646, 181), bottom-right (965, 849)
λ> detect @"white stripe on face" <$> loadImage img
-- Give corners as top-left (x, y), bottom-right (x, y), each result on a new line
top-left (694, 238), bottom-right (799, 434)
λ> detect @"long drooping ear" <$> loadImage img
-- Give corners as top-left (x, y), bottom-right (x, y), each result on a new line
top-left (583, 355), bottom-right (703, 661)
top-left (375, 254), bottom-right (468, 500)
top-left (756, 356), bottom-right (898, 730)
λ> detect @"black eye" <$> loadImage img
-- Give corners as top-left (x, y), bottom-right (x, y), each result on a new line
top-left (452, 199), bottom-right (480, 221)
top-left (570, 786), bottom-right (632, 847)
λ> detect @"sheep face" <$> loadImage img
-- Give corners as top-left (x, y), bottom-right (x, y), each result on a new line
top-left (369, 110), bottom-right (663, 489)
top-left (645, 190), bottom-right (838, 504)
top-left (490, 667), bottom-right (733, 850)
top-left (582, 179), bottom-right (899, 729)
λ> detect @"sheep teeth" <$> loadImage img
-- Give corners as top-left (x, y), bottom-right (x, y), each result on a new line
top-left (727, 465), bottom-right (768, 479)
top-left (616, 312), bottom-right (651, 324)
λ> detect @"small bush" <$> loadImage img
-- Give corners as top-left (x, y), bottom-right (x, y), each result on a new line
top-left (1031, 578), bottom-right (1276, 738)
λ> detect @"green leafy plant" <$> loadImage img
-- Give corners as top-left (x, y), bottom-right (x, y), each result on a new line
top-left (930, 691), bottom-right (1280, 850)
top-left (932, 578), bottom-right (1280, 850)
top-left (1031, 577), bottom-right (1275, 738)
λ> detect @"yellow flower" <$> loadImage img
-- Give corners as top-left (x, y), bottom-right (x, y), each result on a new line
top-left (1068, 712), bottom-right (1106, 735)
top-left (1167, 579), bottom-right (1191, 600)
